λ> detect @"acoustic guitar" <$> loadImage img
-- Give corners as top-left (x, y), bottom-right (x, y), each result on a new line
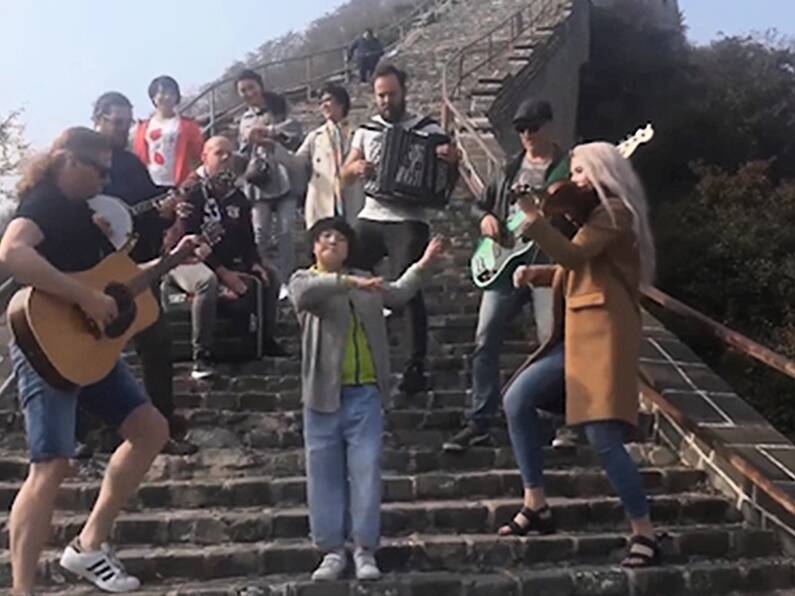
top-left (7, 222), bottom-right (223, 389)
top-left (469, 124), bottom-right (655, 289)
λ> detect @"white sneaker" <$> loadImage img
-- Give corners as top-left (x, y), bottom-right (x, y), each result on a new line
top-left (60, 539), bottom-right (140, 592)
top-left (354, 547), bottom-right (381, 581)
top-left (311, 550), bottom-right (347, 581)
top-left (551, 427), bottom-right (579, 448)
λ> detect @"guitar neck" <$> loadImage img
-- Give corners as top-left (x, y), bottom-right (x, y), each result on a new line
top-left (126, 246), bottom-right (193, 297)
top-left (130, 191), bottom-right (170, 216)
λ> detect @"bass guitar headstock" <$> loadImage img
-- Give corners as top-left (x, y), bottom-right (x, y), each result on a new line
top-left (616, 123), bottom-right (655, 159)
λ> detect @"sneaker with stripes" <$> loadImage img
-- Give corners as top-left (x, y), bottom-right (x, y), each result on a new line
top-left (59, 538), bottom-right (140, 592)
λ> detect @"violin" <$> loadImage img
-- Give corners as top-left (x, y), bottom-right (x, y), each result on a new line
top-left (513, 180), bottom-right (601, 232)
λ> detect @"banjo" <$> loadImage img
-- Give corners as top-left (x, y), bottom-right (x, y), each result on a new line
top-left (88, 171), bottom-right (236, 250)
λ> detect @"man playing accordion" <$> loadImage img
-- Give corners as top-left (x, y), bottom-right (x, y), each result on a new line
top-left (341, 64), bottom-right (459, 395)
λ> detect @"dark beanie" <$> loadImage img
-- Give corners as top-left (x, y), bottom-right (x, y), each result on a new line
top-left (512, 98), bottom-right (554, 128)
top-left (307, 217), bottom-right (357, 262)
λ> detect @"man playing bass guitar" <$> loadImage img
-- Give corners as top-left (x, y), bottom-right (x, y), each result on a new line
top-left (444, 99), bottom-right (569, 452)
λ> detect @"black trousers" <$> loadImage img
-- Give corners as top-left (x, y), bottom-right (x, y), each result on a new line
top-left (358, 57), bottom-right (379, 83)
top-left (351, 219), bottom-right (429, 366)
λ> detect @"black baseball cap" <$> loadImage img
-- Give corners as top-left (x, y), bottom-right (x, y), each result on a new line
top-left (512, 98), bottom-right (553, 131)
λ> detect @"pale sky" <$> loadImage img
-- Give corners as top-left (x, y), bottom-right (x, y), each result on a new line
top-left (1, 0), bottom-right (792, 149)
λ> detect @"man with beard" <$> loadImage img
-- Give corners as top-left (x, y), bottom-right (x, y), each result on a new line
top-left (341, 64), bottom-right (459, 395)
top-left (90, 91), bottom-right (197, 456)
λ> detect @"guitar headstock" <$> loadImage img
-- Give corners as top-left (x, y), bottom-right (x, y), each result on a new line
top-left (200, 220), bottom-right (225, 246)
top-left (616, 123), bottom-right (655, 159)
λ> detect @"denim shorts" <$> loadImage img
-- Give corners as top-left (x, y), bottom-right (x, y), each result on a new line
top-left (10, 342), bottom-right (150, 462)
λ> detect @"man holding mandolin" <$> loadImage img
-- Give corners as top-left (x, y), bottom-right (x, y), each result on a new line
top-left (0, 127), bottom-right (209, 595)
top-left (444, 98), bottom-right (570, 453)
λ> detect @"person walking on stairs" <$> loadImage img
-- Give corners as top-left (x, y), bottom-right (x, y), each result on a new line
top-left (289, 217), bottom-right (444, 582)
top-left (499, 142), bottom-right (661, 568)
top-left (341, 63), bottom-right (459, 396)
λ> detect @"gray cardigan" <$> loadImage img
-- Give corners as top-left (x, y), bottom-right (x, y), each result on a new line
top-left (289, 264), bottom-right (426, 413)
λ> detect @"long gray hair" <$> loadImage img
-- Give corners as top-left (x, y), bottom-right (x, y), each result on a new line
top-left (571, 142), bottom-right (656, 284)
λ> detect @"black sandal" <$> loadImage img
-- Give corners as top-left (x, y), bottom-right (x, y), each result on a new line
top-left (621, 534), bottom-right (660, 568)
top-left (498, 505), bottom-right (556, 536)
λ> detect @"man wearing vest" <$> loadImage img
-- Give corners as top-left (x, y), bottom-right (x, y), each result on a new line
top-left (341, 64), bottom-right (459, 396)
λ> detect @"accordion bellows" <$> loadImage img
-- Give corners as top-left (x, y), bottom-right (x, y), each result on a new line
top-left (365, 126), bottom-right (454, 210)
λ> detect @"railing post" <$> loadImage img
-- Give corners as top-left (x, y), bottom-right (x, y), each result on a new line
top-left (306, 56), bottom-right (313, 100)
top-left (343, 48), bottom-right (351, 83)
top-left (208, 87), bottom-right (216, 137)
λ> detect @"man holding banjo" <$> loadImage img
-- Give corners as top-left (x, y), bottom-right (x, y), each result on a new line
top-left (91, 91), bottom-right (197, 456)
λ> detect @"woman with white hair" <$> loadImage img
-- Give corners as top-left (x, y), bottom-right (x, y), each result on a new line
top-left (498, 142), bottom-right (659, 568)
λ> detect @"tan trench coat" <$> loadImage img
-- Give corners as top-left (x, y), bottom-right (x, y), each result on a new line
top-left (279, 122), bottom-right (365, 229)
top-left (505, 197), bottom-right (642, 427)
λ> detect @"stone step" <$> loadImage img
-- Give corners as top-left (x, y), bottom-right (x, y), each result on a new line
top-left (3, 525), bottom-right (780, 588)
top-left (0, 407), bottom-right (659, 457)
top-left (31, 557), bottom-right (795, 596)
top-left (0, 464), bottom-right (703, 514)
top-left (0, 491), bottom-right (746, 579)
top-left (0, 443), bottom-right (681, 489)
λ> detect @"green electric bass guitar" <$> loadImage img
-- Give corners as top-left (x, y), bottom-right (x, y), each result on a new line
top-left (469, 124), bottom-right (655, 289)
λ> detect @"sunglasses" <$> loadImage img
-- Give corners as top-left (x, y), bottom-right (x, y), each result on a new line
top-left (515, 123), bottom-right (541, 135)
top-left (100, 114), bottom-right (133, 128)
top-left (79, 156), bottom-right (112, 179)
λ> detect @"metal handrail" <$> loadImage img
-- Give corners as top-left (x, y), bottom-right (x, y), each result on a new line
top-left (437, 0), bottom-right (795, 386)
top-left (440, 1), bottom-right (551, 195)
top-left (642, 285), bottom-right (795, 383)
top-left (181, 0), bottom-right (447, 133)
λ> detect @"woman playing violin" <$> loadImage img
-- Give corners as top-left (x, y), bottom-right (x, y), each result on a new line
top-left (499, 142), bottom-right (660, 568)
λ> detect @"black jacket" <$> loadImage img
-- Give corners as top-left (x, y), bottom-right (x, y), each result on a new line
top-left (164, 182), bottom-right (260, 272)
top-left (105, 149), bottom-right (172, 262)
top-left (473, 148), bottom-right (569, 225)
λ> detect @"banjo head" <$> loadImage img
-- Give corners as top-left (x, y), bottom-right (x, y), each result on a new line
top-left (87, 194), bottom-right (134, 250)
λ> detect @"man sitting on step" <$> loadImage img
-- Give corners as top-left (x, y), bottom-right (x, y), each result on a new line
top-left (341, 63), bottom-right (459, 396)
top-left (163, 136), bottom-right (287, 380)
top-left (443, 98), bottom-right (571, 453)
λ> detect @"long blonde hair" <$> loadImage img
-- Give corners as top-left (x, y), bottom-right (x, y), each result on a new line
top-left (16, 127), bottom-right (110, 200)
top-left (571, 142), bottom-right (656, 284)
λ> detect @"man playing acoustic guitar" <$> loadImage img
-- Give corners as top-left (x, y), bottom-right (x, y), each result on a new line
top-left (0, 128), bottom-right (206, 595)
top-left (444, 99), bottom-right (569, 453)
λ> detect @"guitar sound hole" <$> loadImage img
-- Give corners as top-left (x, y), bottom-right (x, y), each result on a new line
top-left (103, 283), bottom-right (137, 339)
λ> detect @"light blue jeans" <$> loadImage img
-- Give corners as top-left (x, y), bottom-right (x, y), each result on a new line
top-left (503, 343), bottom-right (650, 519)
top-left (303, 385), bottom-right (383, 551)
top-left (252, 196), bottom-right (296, 285)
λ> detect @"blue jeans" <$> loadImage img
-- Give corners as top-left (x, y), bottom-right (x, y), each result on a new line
top-left (303, 385), bottom-right (383, 551)
top-left (469, 285), bottom-right (553, 432)
top-left (503, 343), bottom-right (650, 520)
top-left (10, 342), bottom-right (149, 463)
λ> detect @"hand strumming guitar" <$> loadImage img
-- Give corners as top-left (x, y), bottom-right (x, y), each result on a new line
top-left (479, 214), bottom-right (500, 240)
top-left (78, 287), bottom-right (118, 329)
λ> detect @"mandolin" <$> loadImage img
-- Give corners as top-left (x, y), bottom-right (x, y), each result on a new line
top-left (7, 222), bottom-right (223, 389)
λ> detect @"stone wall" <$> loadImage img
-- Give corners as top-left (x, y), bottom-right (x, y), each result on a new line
top-left (487, 0), bottom-right (589, 156)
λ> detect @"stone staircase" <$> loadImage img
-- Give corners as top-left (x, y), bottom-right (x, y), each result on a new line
top-left (2, 1), bottom-right (795, 594)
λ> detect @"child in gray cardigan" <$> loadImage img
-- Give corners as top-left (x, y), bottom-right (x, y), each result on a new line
top-left (289, 217), bottom-right (444, 582)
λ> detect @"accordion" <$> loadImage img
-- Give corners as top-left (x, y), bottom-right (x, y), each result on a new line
top-left (364, 124), bottom-right (454, 209)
